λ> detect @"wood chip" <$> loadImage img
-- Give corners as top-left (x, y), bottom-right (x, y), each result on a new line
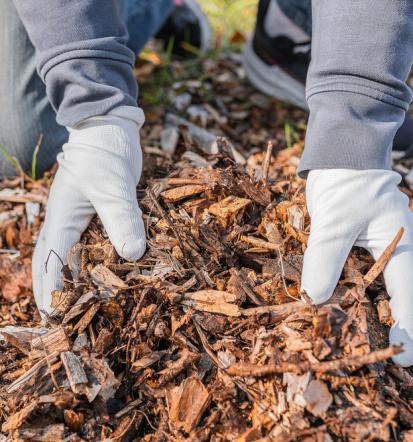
top-left (7, 352), bottom-right (60, 394)
top-left (61, 352), bottom-right (88, 394)
top-left (170, 290), bottom-right (241, 317)
top-left (377, 299), bottom-right (394, 326)
top-left (161, 184), bottom-right (207, 203)
top-left (1, 401), bottom-right (37, 432)
top-left (90, 264), bottom-right (128, 290)
top-left (208, 196), bottom-right (251, 228)
top-left (304, 380), bottom-right (333, 416)
top-left (168, 376), bottom-right (211, 433)
top-left (30, 328), bottom-right (70, 359)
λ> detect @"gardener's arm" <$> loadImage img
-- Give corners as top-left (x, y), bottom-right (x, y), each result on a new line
top-left (12, 0), bottom-right (146, 315)
top-left (299, 0), bottom-right (413, 366)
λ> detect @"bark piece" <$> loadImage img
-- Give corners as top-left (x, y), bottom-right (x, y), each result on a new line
top-left (64, 410), bottom-right (84, 433)
top-left (377, 299), bottom-right (393, 326)
top-left (169, 290), bottom-right (241, 317)
top-left (287, 205), bottom-right (305, 230)
top-left (30, 327), bottom-right (70, 359)
top-left (7, 352), bottom-right (60, 394)
top-left (62, 291), bottom-right (97, 324)
top-left (61, 352), bottom-right (88, 394)
top-left (73, 302), bottom-right (101, 335)
top-left (161, 184), bottom-right (207, 203)
top-left (51, 290), bottom-right (78, 315)
top-left (1, 401), bottom-right (38, 432)
top-left (82, 355), bottom-right (120, 402)
top-left (208, 196), bottom-right (251, 228)
top-left (0, 326), bottom-right (48, 354)
top-left (168, 376), bottom-right (211, 433)
top-left (90, 264), bottom-right (127, 291)
top-left (235, 426), bottom-right (262, 442)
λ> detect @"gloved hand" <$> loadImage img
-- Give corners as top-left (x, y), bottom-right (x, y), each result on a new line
top-left (301, 169), bottom-right (413, 367)
top-left (33, 106), bottom-right (146, 316)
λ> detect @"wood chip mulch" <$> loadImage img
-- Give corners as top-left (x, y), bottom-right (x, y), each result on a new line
top-left (1, 51), bottom-right (413, 441)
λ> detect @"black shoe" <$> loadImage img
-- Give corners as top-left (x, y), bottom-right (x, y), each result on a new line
top-left (393, 114), bottom-right (413, 158)
top-left (156, 0), bottom-right (211, 58)
top-left (243, 0), bottom-right (310, 109)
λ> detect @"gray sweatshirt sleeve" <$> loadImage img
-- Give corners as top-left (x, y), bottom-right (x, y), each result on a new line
top-left (298, 0), bottom-right (413, 177)
top-left (12, 0), bottom-right (138, 128)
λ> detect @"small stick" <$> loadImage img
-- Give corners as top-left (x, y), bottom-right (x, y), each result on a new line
top-left (193, 319), bottom-right (225, 369)
top-left (240, 235), bottom-right (278, 252)
top-left (364, 227), bottom-right (404, 287)
top-left (262, 141), bottom-right (273, 185)
top-left (226, 345), bottom-right (402, 377)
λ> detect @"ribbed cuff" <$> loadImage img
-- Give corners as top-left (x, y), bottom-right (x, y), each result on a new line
top-left (298, 89), bottom-right (409, 178)
top-left (108, 106), bottom-right (145, 127)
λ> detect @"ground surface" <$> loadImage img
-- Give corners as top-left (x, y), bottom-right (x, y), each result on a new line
top-left (1, 49), bottom-right (413, 441)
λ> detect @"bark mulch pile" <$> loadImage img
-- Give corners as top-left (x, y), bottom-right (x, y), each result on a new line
top-left (1, 52), bottom-right (413, 441)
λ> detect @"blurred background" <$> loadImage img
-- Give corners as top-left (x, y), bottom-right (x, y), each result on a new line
top-left (198, 0), bottom-right (257, 43)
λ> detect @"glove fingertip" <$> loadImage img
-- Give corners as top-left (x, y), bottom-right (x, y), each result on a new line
top-left (116, 236), bottom-right (147, 262)
top-left (300, 281), bottom-right (334, 305)
top-left (390, 323), bottom-right (413, 367)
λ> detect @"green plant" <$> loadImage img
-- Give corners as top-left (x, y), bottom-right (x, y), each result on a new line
top-left (30, 134), bottom-right (42, 180)
top-left (0, 143), bottom-right (23, 176)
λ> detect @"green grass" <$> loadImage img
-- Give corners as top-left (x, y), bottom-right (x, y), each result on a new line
top-left (30, 135), bottom-right (42, 180)
top-left (0, 143), bottom-right (22, 176)
top-left (139, 0), bottom-right (258, 106)
top-left (198, 0), bottom-right (258, 42)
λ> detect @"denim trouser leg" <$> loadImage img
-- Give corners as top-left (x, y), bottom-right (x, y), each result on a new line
top-left (0, 0), bottom-right (68, 178)
top-left (122, 0), bottom-right (174, 55)
top-left (276, 0), bottom-right (312, 36)
top-left (0, 0), bottom-right (172, 178)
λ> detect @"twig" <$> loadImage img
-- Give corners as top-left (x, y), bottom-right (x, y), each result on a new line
top-left (262, 141), bottom-right (273, 185)
top-left (113, 412), bottom-right (137, 440)
top-left (193, 319), bottom-right (225, 369)
top-left (364, 407), bottom-right (397, 442)
top-left (240, 235), bottom-right (278, 252)
top-left (226, 345), bottom-right (402, 377)
top-left (364, 227), bottom-right (404, 287)
top-left (276, 245), bottom-right (298, 302)
top-left (146, 187), bottom-right (206, 285)
top-left (39, 335), bottom-right (60, 390)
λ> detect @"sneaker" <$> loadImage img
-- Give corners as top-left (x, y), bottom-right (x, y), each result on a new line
top-left (392, 114), bottom-right (413, 159)
top-left (243, 0), bottom-right (310, 109)
top-left (156, 0), bottom-right (211, 58)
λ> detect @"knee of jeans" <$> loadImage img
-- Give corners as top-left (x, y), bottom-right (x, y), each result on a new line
top-left (0, 111), bottom-right (68, 178)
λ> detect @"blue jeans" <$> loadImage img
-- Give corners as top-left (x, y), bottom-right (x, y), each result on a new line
top-left (0, 0), bottom-right (173, 177)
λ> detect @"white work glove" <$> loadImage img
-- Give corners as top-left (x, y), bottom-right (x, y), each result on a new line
top-left (301, 169), bottom-right (413, 367)
top-left (33, 106), bottom-right (146, 316)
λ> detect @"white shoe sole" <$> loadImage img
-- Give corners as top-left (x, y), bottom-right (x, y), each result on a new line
top-left (242, 38), bottom-right (308, 110)
top-left (183, 0), bottom-right (212, 52)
